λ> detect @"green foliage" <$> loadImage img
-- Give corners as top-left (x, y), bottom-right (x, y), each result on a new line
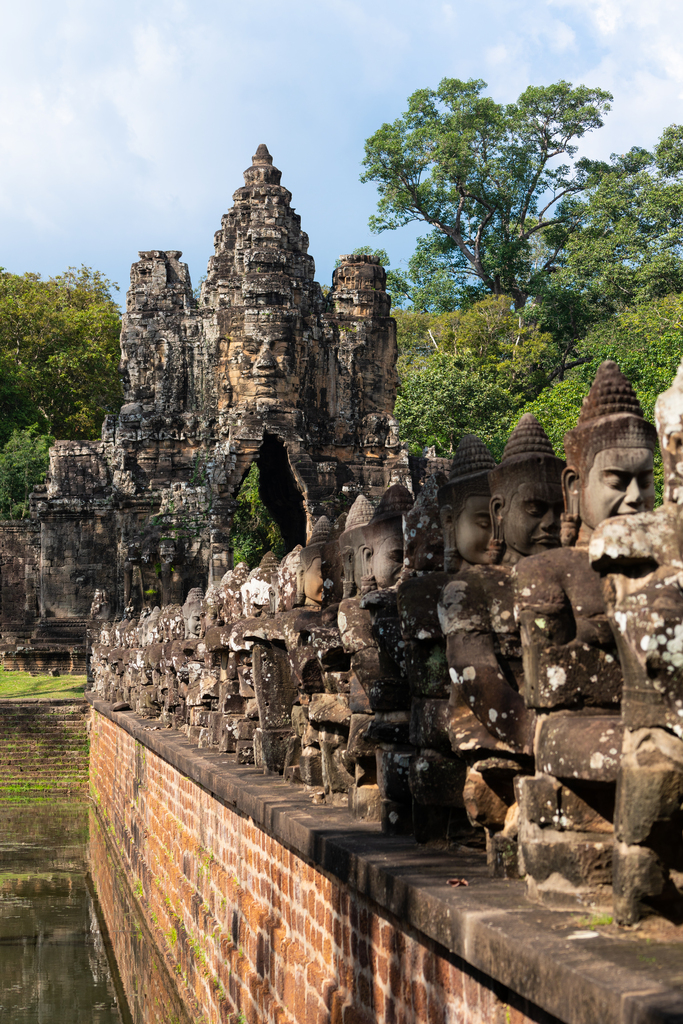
top-left (0, 427), bottom-right (53, 519)
top-left (561, 127), bottom-right (683, 311)
top-left (362, 77), bottom-right (612, 311)
top-left (0, 265), bottom-right (123, 440)
top-left (524, 294), bottom-right (683, 503)
top-left (394, 295), bottom-right (553, 457)
top-left (231, 463), bottom-right (285, 569)
top-left (395, 293), bottom-right (683, 507)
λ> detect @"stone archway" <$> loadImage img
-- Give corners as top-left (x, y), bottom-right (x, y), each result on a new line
top-left (256, 434), bottom-right (307, 551)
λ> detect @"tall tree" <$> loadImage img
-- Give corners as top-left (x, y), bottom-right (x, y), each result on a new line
top-left (361, 78), bottom-right (612, 312)
top-left (0, 265), bottom-right (123, 440)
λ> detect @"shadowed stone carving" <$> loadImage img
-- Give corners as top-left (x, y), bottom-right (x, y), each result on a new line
top-left (515, 361), bottom-right (657, 907)
top-left (590, 360), bottom-right (682, 924)
top-left (439, 415), bottom-right (563, 873)
top-left (438, 434), bottom-right (497, 573)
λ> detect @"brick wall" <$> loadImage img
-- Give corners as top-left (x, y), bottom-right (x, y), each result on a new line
top-left (90, 711), bottom-right (558, 1024)
top-left (0, 700), bottom-right (90, 797)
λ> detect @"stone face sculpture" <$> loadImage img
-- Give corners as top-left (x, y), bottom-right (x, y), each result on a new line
top-left (182, 588), bottom-right (204, 638)
top-left (589, 361), bottom-right (683, 924)
top-left (360, 485), bottom-right (414, 592)
top-left (514, 362), bottom-right (657, 906)
top-left (441, 414), bottom-right (564, 753)
top-left (339, 494), bottom-right (374, 599)
top-left (438, 434), bottom-right (497, 573)
top-left (387, 437), bottom-right (497, 846)
top-left (297, 517), bottom-right (331, 608)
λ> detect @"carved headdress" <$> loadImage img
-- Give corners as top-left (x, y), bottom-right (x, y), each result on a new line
top-left (339, 495), bottom-right (375, 597)
top-left (438, 434), bottom-right (497, 516)
top-left (488, 414), bottom-right (564, 495)
top-left (564, 361), bottom-right (656, 476)
top-left (365, 484), bottom-right (414, 531)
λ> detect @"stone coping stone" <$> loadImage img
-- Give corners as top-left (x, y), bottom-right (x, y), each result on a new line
top-left (87, 694), bottom-right (683, 1024)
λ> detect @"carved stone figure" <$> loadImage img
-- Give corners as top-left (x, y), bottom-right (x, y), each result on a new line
top-left (182, 588), bottom-right (204, 638)
top-left (439, 415), bottom-right (563, 872)
top-left (90, 589), bottom-right (112, 621)
top-left (391, 437), bottom-right (495, 845)
top-left (297, 517), bottom-right (331, 608)
top-left (360, 485), bottom-right (414, 593)
top-left (515, 361), bottom-right (657, 906)
top-left (401, 472), bottom-right (445, 578)
top-left (589, 360), bottom-right (683, 924)
top-left (442, 414), bottom-right (563, 751)
top-left (339, 495), bottom-right (375, 599)
top-left (438, 434), bottom-right (497, 573)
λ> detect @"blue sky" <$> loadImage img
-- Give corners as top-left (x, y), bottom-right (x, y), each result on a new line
top-left (1, 0), bottom-right (683, 305)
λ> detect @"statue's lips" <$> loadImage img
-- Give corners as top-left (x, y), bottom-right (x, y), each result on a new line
top-left (533, 536), bottom-right (559, 547)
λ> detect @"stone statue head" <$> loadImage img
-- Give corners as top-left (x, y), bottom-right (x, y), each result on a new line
top-left (297, 516), bottom-right (331, 607)
top-left (488, 414), bottom-right (564, 566)
top-left (182, 587), bottom-right (204, 638)
top-left (360, 484), bottom-right (413, 590)
top-left (655, 356), bottom-right (683, 506)
top-left (562, 360), bottom-right (656, 539)
top-left (338, 494), bottom-right (374, 598)
top-left (241, 551), bottom-right (280, 617)
top-left (438, 435), bottom-right (497, 572)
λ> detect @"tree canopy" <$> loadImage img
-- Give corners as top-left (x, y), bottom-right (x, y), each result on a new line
top-left (362, 78), bottom-right (612, 312)
top-left (0, 427), bottom-right (53, 519)
top-left (0, 265), bottom-right (123, 443)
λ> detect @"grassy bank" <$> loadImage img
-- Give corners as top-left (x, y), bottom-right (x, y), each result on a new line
top-left (0, 669), bottom-right (87, 700)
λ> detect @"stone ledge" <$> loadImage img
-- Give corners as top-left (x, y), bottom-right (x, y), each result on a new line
top-left (87, 694), bottom-right (683, 1024)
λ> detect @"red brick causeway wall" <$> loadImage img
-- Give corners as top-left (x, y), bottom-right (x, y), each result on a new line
top-left (90, 711), bottom-right (554, 1024)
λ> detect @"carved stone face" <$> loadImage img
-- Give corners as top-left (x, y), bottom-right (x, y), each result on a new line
top-left (182, 597), bottom-right (202, 638)
top-left (494, 480), bottom-right (563, 563)
top-left (575, 447), bottom-right (655, 529)
top-left (453, 493), bottom-right (492, 566)
top-left (225, 325), bottom-right (294, 405)
top-left (302, 554), bottom-right (323, 606)
top-left (365, 520), bottom-right (404, 589)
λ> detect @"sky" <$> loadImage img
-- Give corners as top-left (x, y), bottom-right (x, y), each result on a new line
top-left (1, 0), bottom-right (683, 305)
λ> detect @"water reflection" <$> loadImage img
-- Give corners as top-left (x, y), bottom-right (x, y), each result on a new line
top-left (88, 807), bottom-right (192, 1024)
top-left (0, 800), bottom-right (127, 1024)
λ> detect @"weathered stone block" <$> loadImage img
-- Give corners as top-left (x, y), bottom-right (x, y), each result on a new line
top-left (409, 698), bottom-right (451, 753)
top-left (536, 714), bottom-right (622, 782)
top-left (409, 749), bottom-right (465, 808)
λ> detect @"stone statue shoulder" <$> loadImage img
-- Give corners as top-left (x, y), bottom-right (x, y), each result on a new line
top-left (514, 545), bottom-right (605, 624)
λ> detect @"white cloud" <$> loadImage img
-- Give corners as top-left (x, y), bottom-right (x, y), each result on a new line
top-left (1, 0), bottom-right (683, 293)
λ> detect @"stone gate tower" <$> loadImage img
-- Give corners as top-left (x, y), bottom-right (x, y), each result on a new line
top-left (0, 146), bottom-right (412, 658)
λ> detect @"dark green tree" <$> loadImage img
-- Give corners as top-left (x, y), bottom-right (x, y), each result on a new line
top-left (0, 265), bottom-right (123, 440)
top-left (230, 464), bottom-right (285, 569)
top-left (361, 77), bottom-right (612, 312)
top-left (0, 427), bottom-right (53, 519)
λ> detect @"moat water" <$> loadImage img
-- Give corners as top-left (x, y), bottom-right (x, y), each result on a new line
top-left (0, 800), bottom-right (189, 1024)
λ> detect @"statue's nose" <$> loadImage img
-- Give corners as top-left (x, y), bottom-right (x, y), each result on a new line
top-left (254, 343), bottom-right (278, 373)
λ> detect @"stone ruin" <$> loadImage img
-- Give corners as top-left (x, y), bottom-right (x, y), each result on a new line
top-left (3, 146), bottom-right (683, 929)
top-left (0, 144), bottom-right (415, 671)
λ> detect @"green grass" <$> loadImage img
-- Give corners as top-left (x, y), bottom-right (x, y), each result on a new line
top-left (0, 668), bottom-right (87, 700)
